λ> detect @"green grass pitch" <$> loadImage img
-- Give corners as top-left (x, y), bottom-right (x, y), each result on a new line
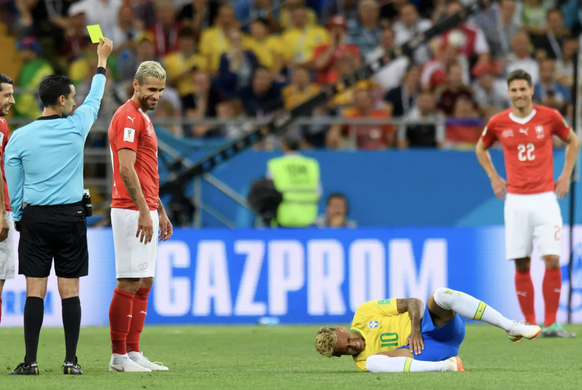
top-left (0, 324), bottom-right (581, 389)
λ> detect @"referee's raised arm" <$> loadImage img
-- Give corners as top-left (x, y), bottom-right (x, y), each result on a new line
top-left (70, 38), bottom-right (114, 138)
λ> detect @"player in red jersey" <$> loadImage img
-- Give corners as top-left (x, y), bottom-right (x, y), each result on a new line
top-left (476, 69), bottom-right (579, 337)
top-left (0, 74), bottom-right (16, 326)
top-left (107, 61), bottom-right (173, 372)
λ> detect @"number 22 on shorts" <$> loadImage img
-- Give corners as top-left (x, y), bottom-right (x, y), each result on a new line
top-left (517, 143), bottom-right (535, 161)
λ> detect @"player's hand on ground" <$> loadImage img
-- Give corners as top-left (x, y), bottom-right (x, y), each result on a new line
top-left (490, 175), bottom-right (507, 200)
top-left (0, 216), bottom-right (9, 242)
top-left (136, 210), bottom-right (154, 244)
top-left (97, 37), bottom-right (114, 59)
top-left (555, 174), bottom-right (570, 199)
top-left (158, 212), bottom-right (173, 241)
top-left (406, 330), bottom-right (424, 356)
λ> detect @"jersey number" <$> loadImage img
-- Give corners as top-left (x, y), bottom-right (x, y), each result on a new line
top-left (517, 143), bottom-right (535, 161)
top-left (380, 332), bottom-right (398, 348)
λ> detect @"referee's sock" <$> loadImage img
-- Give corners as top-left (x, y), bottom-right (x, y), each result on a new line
top-left (62, 297), bottom-right (81, 362)
top-left (24, 296), bottom-right (44, 365)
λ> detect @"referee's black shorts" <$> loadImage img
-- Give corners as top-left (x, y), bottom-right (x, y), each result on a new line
top-left (18, 201), bottom-right (88, 278)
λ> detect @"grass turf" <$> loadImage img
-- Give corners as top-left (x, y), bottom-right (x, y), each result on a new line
top-left (0, 324), bottom-right (581, 389)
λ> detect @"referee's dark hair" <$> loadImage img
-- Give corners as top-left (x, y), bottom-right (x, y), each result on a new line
top-left (39, 75), bottom-right (74, 107)
top-left (0, 73), bottom-right (14, 90)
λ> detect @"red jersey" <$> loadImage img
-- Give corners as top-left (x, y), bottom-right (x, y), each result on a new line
top-left (109, 100), bottom-right (159, 211)
top-left (0, 118), bottom-right (10, 211)
top-left (481, 105), bottom-right (571, 195)
top-left (312, 43), bottom-right (360, 85)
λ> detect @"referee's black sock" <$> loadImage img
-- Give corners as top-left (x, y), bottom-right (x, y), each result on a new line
top-left (24, 296), bottom-right (44, 365)
top-left (62, 296), bottom-right (81, 363)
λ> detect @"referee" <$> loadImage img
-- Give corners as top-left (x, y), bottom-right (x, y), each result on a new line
top-left (5, 38), bottom-right (113, 376)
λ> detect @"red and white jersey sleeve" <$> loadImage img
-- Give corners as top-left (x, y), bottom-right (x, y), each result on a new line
top-left (0, 118), bottom-right (10, 211)
top-left (481, 106), bottom-right (569, 195)
top-left (108, 100), bottom-right (159, 211)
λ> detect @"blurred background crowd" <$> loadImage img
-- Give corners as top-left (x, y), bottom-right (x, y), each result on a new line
top-left (1, 0), bottom-right (580, 150)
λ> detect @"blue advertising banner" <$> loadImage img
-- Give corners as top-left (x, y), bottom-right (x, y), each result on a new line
top-left (2, 227), bottom-right (581, 327)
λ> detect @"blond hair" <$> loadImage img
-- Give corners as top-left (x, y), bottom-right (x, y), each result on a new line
top-left (135, 61), bottom-right (167, 85)
top-left (314, 327), bottom-right (338, 357)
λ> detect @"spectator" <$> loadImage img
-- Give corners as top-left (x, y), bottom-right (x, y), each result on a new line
top-left (534, 59), bottom-right (571, 113)
top-left (60, 8), bottom-right (88, 64)
top-left (367, 27), bottom-right (409, 93)
top-left (13, 37), bottom-right (54, 119)
top-left (239, 68), bottom-right (284, 117)
top-left (472, 0), bottom-right (520, 62)
top-left (505, 31), bottom-right (539, 84)
top-left (328, 52), bottom-right (381, 109)
top-left (521, 0), bottom-right (553, 37)
top-left (392, 3), bottom-right (432, 65)
top-left (216, 99), bottom-right (251, 139)
top-left (148, 0), bottom-right (180, 57)
top-left (321, 0), bottom-right (360, 26)
top-left (69, 38), bottom-right (119, 85)
top-left (200, 5), bottom-right (245, 73)
top-left (282, 7), bottom-right (329, 66)
top-left (164, 27), bottom-right (208, 108)
top-left (235, 0), bottom-right (282, 33)
top-left (398, 91), bottom-right (445, 149)
top-left (435, 62), bottom-right (476, 116)
top-left (384, 66), bottom-right (421, 119)
top-left (248, 18), bottom-right (285, 79)
top-left (282, 65), bottom-right (319, 110)
top-left (562, 0), bottom-right (582, 37)
top-left (279, 0), bottom-right (318, 30)
top-left (219, 29), bottom-right (260, 97)
top-left (301, 106), bottom-right (333, 149)
top-left (379, 0), bottom-right (408, 23)
top-left (155, 100), bottom-right (183, 137)
top-left (346, 0), bottom-right (382, 57)
top-left (111, 4), bottom-right (139, 51)
top-left (312, 15), bottom-right (360, 85)
top-left (67, 0), bottom-right (122, 40)
top-left (556, 36), bottom-right (578, 86)
top-left (327, 88), bottom-right (395, 150)
top-left (445, 97), bottom-right (483, 149)
top-left (440, 0), bottom-right (490, 65)
top-left (532, 9), bottom-right (570, 60)
top-left (472, 62), bottom-right (511, 119)
top-left (136, 32), bottom-right (158, 63)
top-left (315, 193), bottom-right (357, 228)
top-left (421, 42), bottom-right (468, 91)
top-left (186, 70), bottom-right (221, 134)
top-left (177, 0), bottom-right (220, 37)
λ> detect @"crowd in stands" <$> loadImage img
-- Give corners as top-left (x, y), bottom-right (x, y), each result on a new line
top-left (1, 0), bottom-right (580, 150)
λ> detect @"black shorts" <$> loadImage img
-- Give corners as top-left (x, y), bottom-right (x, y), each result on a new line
top-left (18, 202), bottom-right (88, 278)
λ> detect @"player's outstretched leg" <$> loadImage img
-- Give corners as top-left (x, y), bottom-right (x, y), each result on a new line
top-left (432, 288), bottom-right (541, 343)
top-left (126, 278), bottom-right (168, 371)
top-left (366, 355), bottom-right (464, 373)
top-left (540, 256), bottom-right (576, 338)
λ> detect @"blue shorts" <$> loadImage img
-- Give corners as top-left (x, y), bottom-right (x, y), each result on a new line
top-left (399, 304), bottom-right (465, 362)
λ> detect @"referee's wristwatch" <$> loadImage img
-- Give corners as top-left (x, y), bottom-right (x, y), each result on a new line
top-left (14, 221), bottom-right (21, 232)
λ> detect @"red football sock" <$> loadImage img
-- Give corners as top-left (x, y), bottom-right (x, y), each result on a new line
top-left (543, 268), bottom-right (562, 327)
top-left (515, 270), bottom-right (536, 325)
top-left (109, 288), bottom-right (135, 355)
top-left (127, 288), bottom-right (150, 353)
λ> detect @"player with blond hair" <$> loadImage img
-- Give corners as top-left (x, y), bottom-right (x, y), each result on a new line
top-left (107, 61), bottom-right (173, 372)
top-left (315, 288), bottom-right (541, 372)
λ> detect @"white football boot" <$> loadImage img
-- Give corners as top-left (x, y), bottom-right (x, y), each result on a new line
top-left (128, 351), bottom-right (169, 371)
top-left (109, 353), bottom-right (152, 372)
top-left (507, 320), bottom-right (542, 343)
top-left (443, 356), bottom-right (465, 372)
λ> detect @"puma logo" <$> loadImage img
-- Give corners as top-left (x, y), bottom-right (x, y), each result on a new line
top-left (127, 315), bottom-right (133, 318)
top-left (554, 289), bottom-right (561, 293)
top-left (127, 116), bottom-right (135, 123)
top-left (519, 128), bottom-right (528, 135)
top-left (516, 291), bottom-right (527, 297)
top-left (140, 311), bottom-right (147, 315)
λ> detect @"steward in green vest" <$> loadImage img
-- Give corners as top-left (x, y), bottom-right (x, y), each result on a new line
top-left (267, 136), bottom-right (321, 227)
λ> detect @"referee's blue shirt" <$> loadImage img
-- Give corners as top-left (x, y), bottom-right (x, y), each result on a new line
top-left (5, 68), bottom-right (106, 222)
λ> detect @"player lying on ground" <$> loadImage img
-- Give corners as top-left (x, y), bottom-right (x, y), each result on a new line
top-left (315, 288), bottom-right (541, 372)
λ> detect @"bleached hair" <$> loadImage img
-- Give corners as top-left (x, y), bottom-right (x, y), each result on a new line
top-left (314, 327), bottom-right (338, 358)
top-left (135, 61), bottom-right (167, 85)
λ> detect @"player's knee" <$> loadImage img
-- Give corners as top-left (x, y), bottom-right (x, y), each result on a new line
top-left (116, 278), bottom-right (141, 294)
top-left (514, 257), bottom-right (531, 272)
top-left (543, 255), bottom-right (560, 269)
top-left (366, 355), bottom-right (389, 373)
top-left (140, 277), bottom-right (154, 289)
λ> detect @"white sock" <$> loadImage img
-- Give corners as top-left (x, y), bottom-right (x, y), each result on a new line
top-left (433, 287), bottom-right (513, 331)
top-left (366, 355), bottom-right (449, 373)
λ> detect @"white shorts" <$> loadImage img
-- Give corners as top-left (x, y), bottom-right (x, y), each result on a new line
top-left (504, 192), bottom-right (562, 260)
top-left (111, 208), bottom-right (159, 279)
top-left (0, 211), bottom-right (15, 280)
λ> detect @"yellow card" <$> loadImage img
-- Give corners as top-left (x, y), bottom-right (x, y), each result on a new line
top-left (86, 25), bottom-right (104, 44)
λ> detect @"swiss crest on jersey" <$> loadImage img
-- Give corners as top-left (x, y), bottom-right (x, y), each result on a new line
top-left (535, 125), bottom-right (544, 139)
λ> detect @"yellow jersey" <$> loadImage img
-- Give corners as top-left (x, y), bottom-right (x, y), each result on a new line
top-left (199, 27), bottom-right (253, 72)
top-left (350, 299), bottom-right (412, 372)
top-left (163, 52), bottom-right (208, 96)
top-left (281, 26), bottom-right (329, 64)
top-left (282, 84), bottom-right (320, 110)
top-left (248, 36), bottom-right (284, 71)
